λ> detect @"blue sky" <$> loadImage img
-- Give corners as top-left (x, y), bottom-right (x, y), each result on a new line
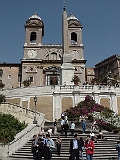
top-left (0, 0), bottom-right (120, 67)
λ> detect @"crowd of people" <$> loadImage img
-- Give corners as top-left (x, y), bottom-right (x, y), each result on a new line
top-left (31, 112), bottom-right (116, 160)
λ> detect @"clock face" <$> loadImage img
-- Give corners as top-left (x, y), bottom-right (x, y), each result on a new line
top-left (27, 50), bottom-right (37, 58)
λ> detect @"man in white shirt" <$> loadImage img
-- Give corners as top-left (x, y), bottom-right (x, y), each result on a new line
top-left (70, 121), bottom-right (75, 135)
top-left (69, 134), bottom-right (80, 160)
top-left (60, 119), bottom-right (65, 134)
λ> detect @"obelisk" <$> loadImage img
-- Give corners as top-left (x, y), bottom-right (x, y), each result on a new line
top-left (60, 3), bottom-right (75, 85)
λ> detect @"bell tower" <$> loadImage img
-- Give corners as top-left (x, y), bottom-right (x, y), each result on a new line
top-left (23, 13), bottom-right (44, 59)
top-left (67, 14), bottom-right (86, 84)
top-left (67, 13), bottom-right (84, 60)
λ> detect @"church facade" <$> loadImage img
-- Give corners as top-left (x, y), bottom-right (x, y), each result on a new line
top-left (0, 8), bottom-right (86, 89)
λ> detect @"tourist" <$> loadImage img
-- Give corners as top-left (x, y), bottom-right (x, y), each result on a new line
top-left (39, 127), bottom-right (45, 138)
top-left (90, 131), bottom-right (97, 143)
top-left (32, 135), bottom-right (38, 160)
top-left (55, 135), bottom-right (62, 156)
top-left (60, 118), bottom-right (65, 134)
top-left (116, 137), bottom-right (120, 160)
top-left (97, 129), bottom-right (106, 140)
top-left (54, 119), bottom-right (57, 134)
top-left (44, 134), bottom-right (55, 160)
top-left (70, 121), bottom-right (75, 135)
top-left (69, 134), bottom-right (80, 160)
top-left (79, 137), bottom-right (84, 160)
top-left (84, 135), bottom-right (94, 160)
top-left (37, 138), bottom-right (44, 160)
top-left (81, 119), bottom-right (86, 134)
top-left (47, 128), bottom-right (52, 136)
top-left (61, 112), bottom-right (65, 120)
top-left (91, 120), bottom-right (98, 130)
top-left (42, 134), bottom-right (47, 144)
top-left (63, 120), bottom-right (69, 137)
top-left (64, 112), bottom-right (68, 121)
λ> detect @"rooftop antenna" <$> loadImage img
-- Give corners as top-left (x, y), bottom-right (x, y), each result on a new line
top-left (63, 2), bottom-right (66, 11)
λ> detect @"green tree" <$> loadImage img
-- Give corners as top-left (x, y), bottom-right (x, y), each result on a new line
top-left (0, 113), bottom-right (27, 143)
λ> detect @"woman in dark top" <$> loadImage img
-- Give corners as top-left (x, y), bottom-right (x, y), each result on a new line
top-left (37, 138), bottom-right (44, 160)
top-left (79, 137), bottom-right (84, 160)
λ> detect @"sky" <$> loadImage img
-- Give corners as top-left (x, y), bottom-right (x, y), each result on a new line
top-left (0, 0), bottom-right (120, 67)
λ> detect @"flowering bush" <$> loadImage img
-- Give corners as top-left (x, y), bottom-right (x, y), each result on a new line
top-left (65, 94), bottom-right (120, 132)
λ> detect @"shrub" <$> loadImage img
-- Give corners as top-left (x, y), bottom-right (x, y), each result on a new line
top-left (0, 113), bottom-right (27, 143)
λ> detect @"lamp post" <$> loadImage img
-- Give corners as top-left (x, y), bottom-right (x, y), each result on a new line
top-left (33, 95), bottom-right (37, 124)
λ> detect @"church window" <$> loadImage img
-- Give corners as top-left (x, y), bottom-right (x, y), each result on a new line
top-left (30, 32), bottom-right (37, 43)
top-left (0, 69), bottom-right (3, 77)
top-left (51, 52), bottom-right (57, 60)
top-left (30, 77), bottom-right (33, 83)
top-left (71, 32), bottom-right (77, 44)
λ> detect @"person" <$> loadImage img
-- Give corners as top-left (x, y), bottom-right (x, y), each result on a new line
top-left (37, 138), bottom-right (44, 160)
top-left (70, 121), bottom-right (75, 135)
top-left (61, 112), bottom-right (65, 120)
top-left (39, 127), bottom-right (45, 138)
top-left (32, 135), bottom-right (38, 160)
top-left (55, 135), bottom-right (62, 156)
top-left (60, 118), bottom-right (65, 134)
top-left (89, 131), bottom-right (97, 143)
top-left (84, 135), bottom-right (94, 160)
top-left (63, 120), bottom-right (69, 137)
top-left (91, 120), bottom-right (98, 130)
top-left (54, 119), bottom-right (57, 134)
top-left (81, 119), bottom-right (86, 134)
top-left (44, 134), bottom-right (55, 160)
top-left (79, 137), bottom-right (84, 160)
top-left (116, 137), bottom-right (120, 160)
top-left (97, 129), bottom-right (106, 140)
top-left (47, 128), bottom-right (52, 136)
top-left (43, 134), bottom-right (47, 145)
top-left (64, 112), bottom-right (68, 121)
top-left (69, 134), bottom-right (80, 160)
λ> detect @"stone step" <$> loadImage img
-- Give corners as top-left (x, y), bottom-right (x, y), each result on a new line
top-left (9, 122), bottom-right (119, 160)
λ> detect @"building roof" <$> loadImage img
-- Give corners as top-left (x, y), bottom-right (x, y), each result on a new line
top-left (95, 54), bottom-right (120, 67)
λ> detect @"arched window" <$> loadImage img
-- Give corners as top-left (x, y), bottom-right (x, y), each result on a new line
top-left (71, 32), bottom-right (77, 44)
top-left (30, 32), bottom-right (37, 43)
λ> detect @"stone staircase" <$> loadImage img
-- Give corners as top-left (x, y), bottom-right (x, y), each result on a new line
top-left (9, 121), bottom-right (119, 160)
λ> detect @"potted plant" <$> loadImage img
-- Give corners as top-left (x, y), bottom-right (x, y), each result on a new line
top-left (22, 79), bottom-right (31, 87)
top-left (0, 94), bottom-right (6, 103)
top-left (71, 75), bottom-right (81, 85)
top-left (0, 82), bottom-right (5, 89)
top-left (50, 77), bottom-right (58, 85)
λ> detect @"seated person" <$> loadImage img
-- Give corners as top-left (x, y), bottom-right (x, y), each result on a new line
top-left (97, 129), bottom-right (106, 140)
top-left (47, 128), bottom-right (52, 136)
top-left (90, 130), bottom-right (97, 142)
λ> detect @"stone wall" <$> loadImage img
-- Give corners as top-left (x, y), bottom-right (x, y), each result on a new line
top-left (0, 103), bottom-right (45, 125)
top-left (0, 85), bottom-right (120, 121)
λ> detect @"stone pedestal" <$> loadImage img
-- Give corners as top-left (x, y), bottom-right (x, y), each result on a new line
top-left (60, 62), bottom-right (75, 85)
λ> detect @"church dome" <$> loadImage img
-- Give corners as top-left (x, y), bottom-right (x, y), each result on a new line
top-left (29, 13), bottom-right (41, 20)
top-left (67, 14), bottom-right (78, 21)
top-left (67, 14), bottom-right (82, 28)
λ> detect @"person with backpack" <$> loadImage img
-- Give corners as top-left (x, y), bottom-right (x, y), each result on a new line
top-left (116, 137), bottom-right (120, 160)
